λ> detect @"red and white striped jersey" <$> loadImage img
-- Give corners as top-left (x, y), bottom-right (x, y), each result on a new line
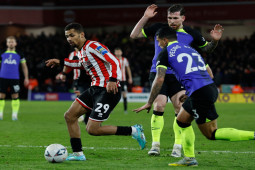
top-left (119, 57), bottom-right (129, 81)
top-left (64, 40), bottom-right (121, 87)
top-left (68, 51), bottom-right (80, 80)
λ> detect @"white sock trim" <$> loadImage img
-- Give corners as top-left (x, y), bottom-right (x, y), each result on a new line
top-left (74, 151), bottom-right (84, 156)
top-left (131, 126), bottom-right (137, 135)
top-left (173, 144), bottom-right (182, 148)
top-left (152, 142), bottom-right (160, 146)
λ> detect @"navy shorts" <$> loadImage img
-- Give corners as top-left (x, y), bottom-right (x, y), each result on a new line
top-left (182, 83), bottom-right (219, 124)
top-left (0, 78), bottom-right (20, 94)
top-left (149, 72), bottom-right (185, 98)
top-left (76, 86), bottom-right (121, 122)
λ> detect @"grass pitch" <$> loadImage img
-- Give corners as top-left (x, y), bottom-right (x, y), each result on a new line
top-left (0, 101), bottom-right (254, 169)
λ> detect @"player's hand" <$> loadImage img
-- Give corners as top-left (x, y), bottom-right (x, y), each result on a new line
top-left (210, 24), bottom-right (224, 41)
top-left (133, 103), bottom-right (152, 113)
top-left (56, 73), bottom-right (66, 82)
top-left (128, 78), bottom-right (133, 85)
top-left (106, 81), bottom-right (118, 94)
top-left (144, 4), bottom-right (158, 18)
top-left (24, 78), bottom-right (29, 87)
top-left (45, 59), bottom-right (60, 68)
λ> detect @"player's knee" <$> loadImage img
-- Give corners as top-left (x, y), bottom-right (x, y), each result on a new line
top-left (86, 125), bottom-right (100, 136)
top-left (176, 119), bottom-right (191, 128)
top-left (208, 129), bottom-right (217, 140)
top-left (153, 102), bottom-right (166, 111)
top-left (64, 111), bottom-right (75, 123)
top-left (202, 129), bottom-right (217, 140)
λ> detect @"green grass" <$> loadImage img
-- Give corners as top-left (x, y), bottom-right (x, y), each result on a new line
top-left (0, 101), bottom-right (254, 169)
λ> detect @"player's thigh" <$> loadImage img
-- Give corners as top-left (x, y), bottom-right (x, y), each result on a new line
top-left (86, 119), bottom-right (102, 131)
top-left (170, 90), bottom-right (185, 110)
top-left (0, 78), bottom-right (8, 96)
top-left (177, 107), bottom-right (194, 124)
top-left (66, 100), bottom-right (89, 119)
top-left (66, 88), bottom-right (93, 119)
top-left (197, 119), bottom-right (218, 139)
top-left (122, 91), bottom-right (127, 98)
top-left (164, 74), bottom-right (185, 112)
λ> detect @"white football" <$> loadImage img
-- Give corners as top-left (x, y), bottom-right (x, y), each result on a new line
top-left (44, 144), bottom-right (68, 163)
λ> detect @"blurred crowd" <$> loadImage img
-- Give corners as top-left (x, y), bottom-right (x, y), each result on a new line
top-left (1, 28), bottom-right (255, 95)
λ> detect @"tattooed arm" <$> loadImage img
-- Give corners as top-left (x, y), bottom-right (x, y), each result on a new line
top-left (133, 67), bottom-right (166, 113)
top-left (148, 67), bottom-right (166, 105)
top-left (201, 40), bottom-right (218, 53)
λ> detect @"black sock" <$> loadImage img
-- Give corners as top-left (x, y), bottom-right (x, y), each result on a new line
top-left (70, 138), bottom-right (82, 152)
top-left (153, 110), bottom-right (164, 116)
top-left (123, 97), bottom-right (127, 111)
top-left (115, 126), bottom-right (132, 136)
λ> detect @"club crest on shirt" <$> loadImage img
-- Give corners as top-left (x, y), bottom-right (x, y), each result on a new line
top-left (82, 60), bottom-right (93, 70)
top-left (96, 46), bottom-right (108, 55)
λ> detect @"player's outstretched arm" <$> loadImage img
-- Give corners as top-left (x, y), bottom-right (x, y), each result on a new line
top-left (201, 24), bottom-right (224, 53)
top-left (126, 65), bottom-right (133, 84)
top-left (130, 4), bottom-right (158, 39)
top-left (133, 67), bottom-right (166, 113)
top-left (21, 62), bottom-right (29, 87)
top-left (45, 59), bottom-right (60, 68)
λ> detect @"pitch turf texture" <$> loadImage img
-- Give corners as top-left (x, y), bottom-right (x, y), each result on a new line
top-left (0, 101), bottom-right (254, 169)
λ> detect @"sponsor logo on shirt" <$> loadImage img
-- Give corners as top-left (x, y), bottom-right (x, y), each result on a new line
top-left (82, 60), bottom-right (93, 70)
top-left (4, 55), bottom-right (17, 65)
top-left (96, 46), bottom-right (108, 55)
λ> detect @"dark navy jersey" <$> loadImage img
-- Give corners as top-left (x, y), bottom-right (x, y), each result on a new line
top-left (142, 23), bottom-right (207, 74)
top-left (0, 50), bottom-right (26, 79)
top-left (156, 41), bottom-right (213, 96)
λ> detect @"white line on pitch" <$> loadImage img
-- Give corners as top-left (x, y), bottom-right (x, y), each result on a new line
top-left (0, 145), bottom-right (255, 154)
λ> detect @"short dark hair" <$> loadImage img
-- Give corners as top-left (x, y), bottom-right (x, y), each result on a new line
top-left (156, 27), bottom-right (177, 40)
top-left (114, 47), bottom-right (122, 51)
top-left (167, 4), bottom-right (185, 16)
top-left (65, 23), bottom-right (84, 33)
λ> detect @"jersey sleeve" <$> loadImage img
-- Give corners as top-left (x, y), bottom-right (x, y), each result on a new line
top-left (124, 57), bottom-right (129, 67)
top-left (156, 47), bottom-right (169, 70)
top-left (142, 23), bottom-right (166, 38)
top-left (17, 51), bottom-right (26, 63)
top-left (64, 58), bottom-right (83, 69)
top-left (88, 42), bottom-right (120, 80)
top-left (184, 26), bottom-right (208, 48)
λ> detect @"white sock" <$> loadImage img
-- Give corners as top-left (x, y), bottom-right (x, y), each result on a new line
top-left (74, 151), bottom-right (84, 155)
top-left (152, 142), bottom-right (160, 147)
top-left (131, 126), bottom-right (137, 135)
top-left (173, 144), bottom-right (182, 149)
